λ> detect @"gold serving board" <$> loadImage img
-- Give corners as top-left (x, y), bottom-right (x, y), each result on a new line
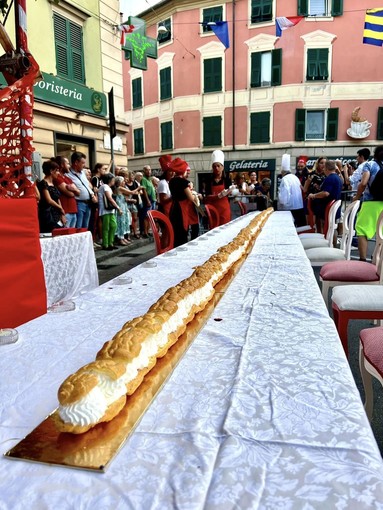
top-left (4, 262), bottom-right (242, 473)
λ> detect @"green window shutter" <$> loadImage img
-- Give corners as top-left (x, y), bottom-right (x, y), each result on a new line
top-left (69, 21), bottom-right (85, 83)
top-left (297, 0), bottom-right (308, 16)
top-left (53, 13), bottom-right (85, 83)
top-left (160, 67), bottom-right (171, 100)
top-left (251, 52), bottom-right (261, 87)
top-left (134, 128), bottom-right (144, 155)
top-left (377, 107), bottom-right (383, 140)
top-left (202, 6), bottom-right (223, 32)
top-left (132, 78), bottom-right (142, 109)
top-left (204, 58), bottom-right (222, 93)
top-left (306, 49), bottom-right (317, 80)
top-left (318, 48), bottom-right (329, 79)
top-left (295, 109), bottom-right (306, 141)
top-left (161, 121), bottom-right (173, 150)
top-left (307, 49), bottom-right (328, 80)
top-left (203, 116), bottom-right (221, 147)
top-left (251, 0), bottom-right (273, 23)
top-left (250, 112), bottom-right (270, 143)
top-left (271, 48), bottom-right (282, 86)
top-left (54, 14), bottom-right (69, 78)
top-left (331, 0), bottom-right (343, 16)
top-left (326, 108), bottom-right (338, 141)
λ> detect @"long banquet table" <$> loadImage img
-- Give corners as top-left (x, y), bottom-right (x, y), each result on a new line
top-left (1, 212), bottom-right (383, 509)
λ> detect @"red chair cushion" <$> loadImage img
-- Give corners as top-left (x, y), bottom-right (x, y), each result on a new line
top-left (320, 260), bottom-right (379, 282)
top-left (360, 327), bottom-right (383, 378)
top-left (52, 228), bottom-right (77, 236)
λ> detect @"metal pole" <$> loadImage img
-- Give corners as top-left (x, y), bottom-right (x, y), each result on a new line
top-left (232, 0), bottom-right (236, 150)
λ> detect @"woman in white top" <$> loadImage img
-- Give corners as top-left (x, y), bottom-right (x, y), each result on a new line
top-left (157, 155), bottom-right (174, 215)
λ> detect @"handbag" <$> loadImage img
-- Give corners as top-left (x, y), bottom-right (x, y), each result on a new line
top-left (103, 192), bottom-right (115, 211)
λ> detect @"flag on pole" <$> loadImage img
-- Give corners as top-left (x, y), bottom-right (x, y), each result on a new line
top-left (363, 8), bottom-right (383, 47)
top-left (200, 21), bottom-right (230, 49)
top-left (120, 19), bottom-right (145, 46)
top-left (275, 16), bottom-right (303, 37)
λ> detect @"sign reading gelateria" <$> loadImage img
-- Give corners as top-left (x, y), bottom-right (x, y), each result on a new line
top-left (225, 159), bottom-right (276, 172)
top-left (33, 73), bottom-right (107, 117)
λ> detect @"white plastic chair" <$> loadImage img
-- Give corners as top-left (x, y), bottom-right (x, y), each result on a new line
top-left (305, 200), bottom-right (360, 267)
top-left (300, 200), bottom-right (342, 249)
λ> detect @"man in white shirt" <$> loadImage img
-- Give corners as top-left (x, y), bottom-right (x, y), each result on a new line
top-left (347, 148), bottom-right (371, 194)
top-left (68, 151), bottom-right (96, 229)
top-left (278, 154), bottom-right (306, 227)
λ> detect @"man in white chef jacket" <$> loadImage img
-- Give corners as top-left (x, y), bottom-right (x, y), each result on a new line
top-left (278, 154), bottom-right (306, 227)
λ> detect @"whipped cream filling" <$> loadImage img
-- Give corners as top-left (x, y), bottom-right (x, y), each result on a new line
top-left (59, 374), bottom-right (127, 426)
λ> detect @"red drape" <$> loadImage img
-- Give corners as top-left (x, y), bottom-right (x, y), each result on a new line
top-left (0, 198), bottom-right (47, 327)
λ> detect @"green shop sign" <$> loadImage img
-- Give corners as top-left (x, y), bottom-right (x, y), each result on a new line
top-left (33, 72), bottom-right (107, 117)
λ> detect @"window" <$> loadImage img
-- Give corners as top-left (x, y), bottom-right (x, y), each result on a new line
top-left (53, 13), bottom-right (85, 83)
top-left (295, 108), bottom-right (338, 141)
top-left (251, 49), bottom-right (281, 87)
top-left (202, 6), bottom-right (223, 32)
top-left (161, 121), bottom-right (173, 150)
top-left (204, 57), bottom-right (222, 93)
top-left (250, 112), bottom-right (270, 143)
top-left (203, 116), bottom-right (222, 146)
top-left (132, 77), bottom-right (142, 109)
top-left (378, 108), bottom-right (383, 140)
top-left (160, 67), bottom-right (172, 100)
top-left (251, 0), bottom-right (273, 23)
top-left (306, 48), bottom-right (329, 80)
top-left (134, 128), bottom-right (144, 155)
top-left (298, 0), bottom-right (343, 17)
top-left (158, 18), bottom-right (171, 44)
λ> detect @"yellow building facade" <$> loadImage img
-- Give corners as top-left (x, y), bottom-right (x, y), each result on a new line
top-left (2, 0), bottom-right (128, 173)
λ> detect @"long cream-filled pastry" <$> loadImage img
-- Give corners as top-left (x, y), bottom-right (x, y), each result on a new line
top-left (55, 209), bottom-right (273, 433)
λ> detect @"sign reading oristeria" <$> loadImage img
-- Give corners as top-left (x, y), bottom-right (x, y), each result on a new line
top-left (33, 72), bottom-right (107, 117)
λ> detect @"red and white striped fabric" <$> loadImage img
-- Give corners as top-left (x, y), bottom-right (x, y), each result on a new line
top-left (120, 20), bottom-right (145, 45)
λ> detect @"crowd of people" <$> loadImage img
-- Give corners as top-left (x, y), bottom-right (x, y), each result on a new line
top-left (33, 149), bottom-right (275, 250)
top-left (277, 146), bottom-right (383, 261)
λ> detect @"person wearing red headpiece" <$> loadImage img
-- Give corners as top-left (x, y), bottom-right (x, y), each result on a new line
top-left (169, 157), bottom-right (199, 247)
top-left (157, 155), bottom-right (174, 216)
top-left (296, 156), bottom-right (309, 186)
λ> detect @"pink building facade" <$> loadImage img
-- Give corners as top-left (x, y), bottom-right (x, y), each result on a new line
top-left (124, 0), bottom-right (383, 194)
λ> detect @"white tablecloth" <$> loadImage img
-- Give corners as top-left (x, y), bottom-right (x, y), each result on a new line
top-left (40, 231), bottom-right (99, 307)
top-left (1, 212), bottom-right (383, 509)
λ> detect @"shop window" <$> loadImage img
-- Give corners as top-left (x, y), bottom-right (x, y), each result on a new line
top-left (53, 13), bottom-right (85, 84)
top-left (204, 57), bottom-right (222, 93)
top-left (132, 77), bottom-right (142, 109)
top-left (250, 112), bottom-right (270, 143)
top-left (306, 48), bottom-right (329, 80)
top-left (251, 0), bottom-right (273, 23)
top-left (161, 121), bottom-right (173, 150)
top-left (160, 67), bottom-right (172, 100)
top-left (295, 108), bottom-right (338, 141)
top-left (251, 49), bottom-right (281, 87)
top-left (202, 6), bottom-right (223, 32)
top-left (203, 116), bottom-right (222, 147)
top-left (158, 18), bottom-right (171, 44)
top-left (378, 107), bottom-right (383, 140)
top-left (134, 128), bottom-right (144, 155)
top-left (298, 0), bottom-right (343, 17)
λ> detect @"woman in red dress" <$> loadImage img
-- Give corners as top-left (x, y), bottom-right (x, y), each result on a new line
top-left (203, 150), bottom-right (233, 225)
top-left (169, 158), bottom-right (199, 247)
